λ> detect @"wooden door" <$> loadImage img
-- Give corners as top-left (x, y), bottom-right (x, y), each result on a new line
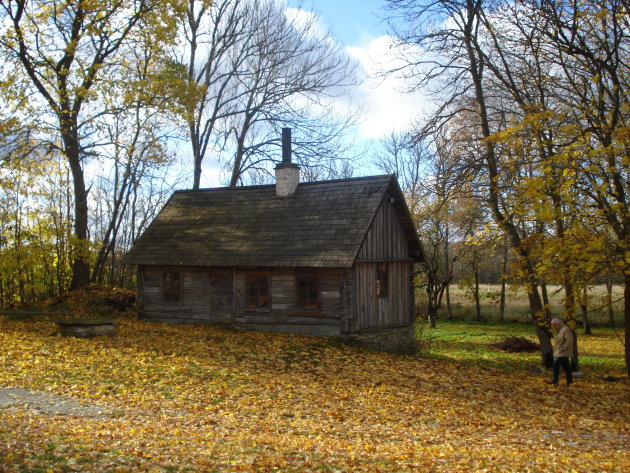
top-left (209, 269), bottom-right (233, 323)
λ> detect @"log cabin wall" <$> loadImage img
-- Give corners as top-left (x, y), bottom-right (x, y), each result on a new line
top-left (138, 265), bottom-right (346, 335)
top-left (233, 267), bottom-right (345, 336)
top-left (138, 265), bottom-right (226, 323)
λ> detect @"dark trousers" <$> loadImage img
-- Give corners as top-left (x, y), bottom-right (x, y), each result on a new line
top-left (552, 356), bottom-right (573, 384)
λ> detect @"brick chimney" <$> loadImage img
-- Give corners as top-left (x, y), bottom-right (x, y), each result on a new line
top-left (275, 128), bottom-right (299, 197)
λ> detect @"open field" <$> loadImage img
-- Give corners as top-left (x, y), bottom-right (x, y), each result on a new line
top-left (0, 314), bottom-right (628, 473)
top-left (426, 284), bottom-right (625, 325)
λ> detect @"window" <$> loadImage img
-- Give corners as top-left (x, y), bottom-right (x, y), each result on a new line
top-left (297, 274), bottom-right (320, 309)
top-left (376, 265), bottom-right (388, 298)
top-left (162, 271), bottom-right (181, 302)
top-left (246, 273), bottom-right (269, 308)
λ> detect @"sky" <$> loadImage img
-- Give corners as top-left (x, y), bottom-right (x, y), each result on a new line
top-left (284, 0), bottom-right (432, 156)
top-left (287, 0), bottom-right (386, 46)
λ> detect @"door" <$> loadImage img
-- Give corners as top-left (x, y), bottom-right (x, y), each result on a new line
top-left (209, 269), bottom-right (233, 323)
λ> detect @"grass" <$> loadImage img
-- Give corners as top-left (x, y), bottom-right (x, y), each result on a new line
top-left (415, 319), bottom-right (626, 376)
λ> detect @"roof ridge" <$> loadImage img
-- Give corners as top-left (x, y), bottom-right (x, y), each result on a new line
top-left (173, 174), bottom-right (394, 194)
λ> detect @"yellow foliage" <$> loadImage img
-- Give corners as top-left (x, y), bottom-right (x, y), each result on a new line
top-left (0, 315), bottom-right (628, 472)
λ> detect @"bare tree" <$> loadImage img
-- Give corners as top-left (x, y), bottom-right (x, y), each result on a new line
top-left (89, 31), bottom-right (184, 285)
top-left (180, 0), bottom-right (359, 188)
top-left (180, 0), bottom-right (251, 189)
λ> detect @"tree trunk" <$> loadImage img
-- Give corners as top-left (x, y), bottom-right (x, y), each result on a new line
top-left (427, 304), bottom-right (437, 328)
top-left (494, 219), bottom-right (553, 366)
top-left (606, 279), bottom-right (615, 327)
top-left (444, 222), bottom-right (453, 319)
top-left (540, 280), bottom-right (549, 309)
top-left (65, 130), bottom-right (90, 291)
top-left (570, 327), bottom-right (579, 372)
top-left (499, 236), bottom-right (508, 321)
top-left (625, 271), bottom-right (630, 378)
top-left (580, 285), bottom-right (592, 335)
top-left (474, 261), bottom-right (481, 321)
top-left (445, 284), bottom-right (453, 319)
top-left (193, 157), bottom-right (202, 190)
top-left (561, 278), bottom-right (579, 371)
top-left (230, 121), bottom-right (249, 187)
top-left (525, 279), bottom-right (554, 367)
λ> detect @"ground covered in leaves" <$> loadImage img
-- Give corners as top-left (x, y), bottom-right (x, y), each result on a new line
top-left (0, 313), bottom-right (628, 472)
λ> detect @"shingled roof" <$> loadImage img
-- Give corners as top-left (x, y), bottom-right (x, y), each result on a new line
top-left (124, 174), bottom-right (423, 268)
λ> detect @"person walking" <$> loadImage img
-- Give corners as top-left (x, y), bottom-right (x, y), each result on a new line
top-left (547, 317), bottom-right (574, 386)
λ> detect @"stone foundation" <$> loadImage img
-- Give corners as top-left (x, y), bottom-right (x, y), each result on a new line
top-left (346, 325), bottom-right (417, 354)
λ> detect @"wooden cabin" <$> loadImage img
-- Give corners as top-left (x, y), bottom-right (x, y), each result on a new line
top-left (124, 134), bottom-right (424, 351)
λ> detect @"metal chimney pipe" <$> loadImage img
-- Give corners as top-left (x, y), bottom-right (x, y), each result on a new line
top-left (282, 127), bottom-right (292, 164)
top-left (275, 127), bottom-right (299, 197)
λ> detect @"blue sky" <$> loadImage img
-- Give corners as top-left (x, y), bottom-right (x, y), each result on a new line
top-left (284, 0), bottom-right (432, 142)
top-left (286, 0), bottom-right (386, 46)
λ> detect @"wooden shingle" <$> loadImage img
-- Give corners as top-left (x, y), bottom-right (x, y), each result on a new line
top-left (124, 175), bottom-right (423, 268)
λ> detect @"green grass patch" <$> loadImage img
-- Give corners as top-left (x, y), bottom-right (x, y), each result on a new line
top-left (415, 319), bottom-right (626, 376)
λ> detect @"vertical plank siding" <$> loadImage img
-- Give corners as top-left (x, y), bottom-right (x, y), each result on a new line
top-left (355, 263), bottom-right (376, 329)
top-left (352, 197), bottom-right (415, 331)
top-left (356, 198), bottom-right (409, 262)
top-left (354, 261), bottom-right (412, 330)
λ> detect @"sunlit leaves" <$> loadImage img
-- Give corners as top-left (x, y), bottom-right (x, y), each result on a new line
top-left (0, 312), bottom-right (628, 472)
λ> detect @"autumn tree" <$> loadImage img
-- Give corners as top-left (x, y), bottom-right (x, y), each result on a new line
top-left (473, 0), bottom-right (628, 371)
top-left (383, 0), bottom-right (630, 373)
top-left (0, 151), bottom-right (74, 305)
top-left (528, 0), bottom-right (630, 375)
top-left (179, 0), bottom-right (248, 189)
top-left (0, 0), bottom-right (185, 289)
top-left (383, 0), bottom-right (556, 365)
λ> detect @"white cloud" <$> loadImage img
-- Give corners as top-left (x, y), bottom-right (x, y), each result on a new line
top-left (284, 7), bottom-right (327, 37)
top-left (345, 35), bottom-right (434, 140)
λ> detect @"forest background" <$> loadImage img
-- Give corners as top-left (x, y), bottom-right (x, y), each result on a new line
top-left (0, 0), bottom-right (628, 373)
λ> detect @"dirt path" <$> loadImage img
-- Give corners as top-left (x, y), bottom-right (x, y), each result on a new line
top-left (0, 388), bottom-right (115, 418)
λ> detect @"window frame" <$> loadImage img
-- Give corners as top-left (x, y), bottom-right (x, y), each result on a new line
top-left (296, 273), bottom-right (321, 310)
top-left (161, 270), bottom-right (182, 303)
top-left (245, 272), bottom-right (271, 309)
top-left (376, 264), bottom-right (389, 299)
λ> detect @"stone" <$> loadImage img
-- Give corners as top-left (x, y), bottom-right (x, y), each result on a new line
top-left (55, 318), bottom-right (116, 338)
